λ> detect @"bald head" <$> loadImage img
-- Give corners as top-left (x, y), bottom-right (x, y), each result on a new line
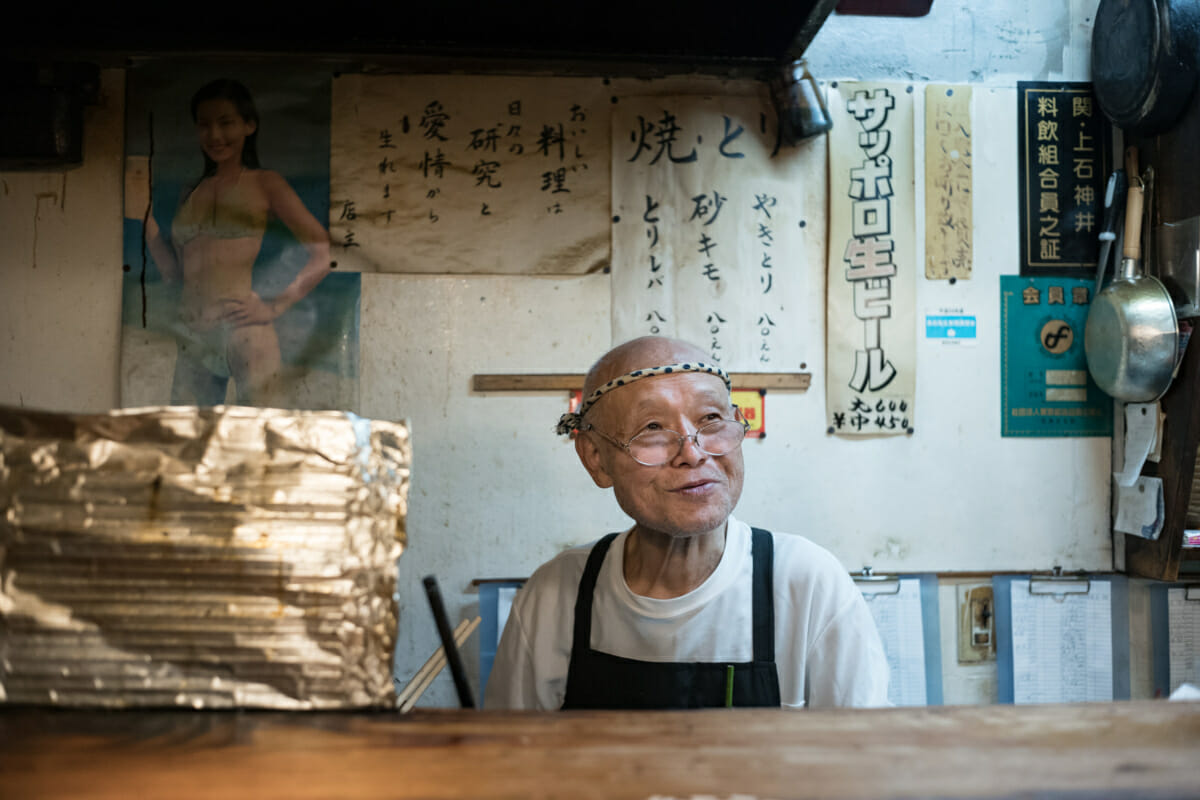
top-left (573, 336), bottom-right (745, 540)
top-left (579, 337), bottom-right (724, 431)
top-left (582, 336), bottom-right (710, 398)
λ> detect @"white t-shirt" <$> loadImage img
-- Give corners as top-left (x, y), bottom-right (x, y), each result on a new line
top-left (484, 516), bottom-right (890, 710)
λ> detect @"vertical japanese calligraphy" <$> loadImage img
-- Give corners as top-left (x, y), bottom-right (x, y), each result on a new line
top-left (611, 96), bottom-right (822, 371)
top-left (1017, 82), bottom-right (1112, 276)
top-left (925, 85), bottom-right (973, 280)
top-left (330, 75), bottom-right (610, 274)
top-left (826, 82), bottom-right (917, 436)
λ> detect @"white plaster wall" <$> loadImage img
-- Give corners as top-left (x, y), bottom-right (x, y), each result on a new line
top-left (0, 70), bottom-right (124, 411)
top-left (806, 0), bottom-right (1099, 85)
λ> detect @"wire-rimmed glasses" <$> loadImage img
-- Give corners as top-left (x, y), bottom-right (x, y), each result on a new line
top-left (582, 410), bottom-right (749, 467)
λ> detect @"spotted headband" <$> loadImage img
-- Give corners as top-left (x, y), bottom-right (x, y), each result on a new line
top-left (555, 362), bottom-right (732, 435)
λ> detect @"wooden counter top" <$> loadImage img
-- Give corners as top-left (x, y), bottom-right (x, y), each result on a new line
top-left (2, 701), bottom-right (1198, 799)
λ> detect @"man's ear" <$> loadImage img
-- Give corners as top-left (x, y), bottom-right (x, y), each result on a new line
top-left (575, 432), bottom-right (614, 489)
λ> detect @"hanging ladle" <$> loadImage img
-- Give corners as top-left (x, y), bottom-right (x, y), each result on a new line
top-left (1084, 147), bottom-right (1180, 402)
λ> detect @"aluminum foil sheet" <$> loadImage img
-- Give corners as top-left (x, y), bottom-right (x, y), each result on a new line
top-left (0, 405), bottom-right (410, 709)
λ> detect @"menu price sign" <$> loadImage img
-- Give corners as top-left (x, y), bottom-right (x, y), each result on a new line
top-left (611, 95), bottom-right (819, 372)
top-left (1017, 82), bottom-right (1112, 277)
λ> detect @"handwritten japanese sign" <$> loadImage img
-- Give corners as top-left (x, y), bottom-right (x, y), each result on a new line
top-left (1017, 82), bottom-right (1112, 277)
top-left (826, 82), bottom-right (917, 436)
top-left (611, 95), bottom-right (822, 372)
top-left (1000, 276), bottom-right (1112, 437)
top-left (925, 84), bottom-right (972, 280)
top-left (330, 75), bottom-right (610, 274)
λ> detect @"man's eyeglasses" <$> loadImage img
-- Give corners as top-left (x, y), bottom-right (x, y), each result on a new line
top-left (582, 410), bottom-right (750, 467)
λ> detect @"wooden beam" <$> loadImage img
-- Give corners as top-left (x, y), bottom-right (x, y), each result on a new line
top-left (472, 373), bottom-right (811, 393)
top-left (473, 374), bottom-right (582, 392)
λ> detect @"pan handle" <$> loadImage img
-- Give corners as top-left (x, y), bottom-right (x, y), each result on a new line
top-left (1125, 144), bottom-right (1139, 182)
top-left (1123, 180), bottom-right (1145, 263)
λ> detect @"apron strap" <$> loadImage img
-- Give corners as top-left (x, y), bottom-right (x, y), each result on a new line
top-left (750, 527), bottom-right (775, 663)
top-left (571, 532), bottom-right (620, 654)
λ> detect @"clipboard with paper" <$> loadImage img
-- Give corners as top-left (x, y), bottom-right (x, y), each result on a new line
top-left (478, 579), bottom-right (525, 700)
top-left (994, 572), bottom-right (1131, 704)
top-left (854, 571), bottom-right (943, 706)
top-left (1150, 582), bottom-right (1200, 698)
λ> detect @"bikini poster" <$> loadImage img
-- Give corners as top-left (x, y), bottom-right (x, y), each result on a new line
top-left (121, 61), bottom-right (360, 411)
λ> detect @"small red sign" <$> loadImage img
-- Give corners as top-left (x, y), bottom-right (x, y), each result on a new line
top-left (731, 389), bottom-right (766, 438)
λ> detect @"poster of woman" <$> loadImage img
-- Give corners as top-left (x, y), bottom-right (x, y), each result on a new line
top-left (122, 62), bottom-right (359, 411)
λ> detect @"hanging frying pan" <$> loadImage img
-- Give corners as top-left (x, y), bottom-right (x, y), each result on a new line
top-left (1085, 154), bottom-right (1180, 402)
top-left (1092, 0), bottom-right (1200, 135)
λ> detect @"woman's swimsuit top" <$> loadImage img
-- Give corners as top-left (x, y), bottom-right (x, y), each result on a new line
top-left (172, 171), bottom-right (269, 247)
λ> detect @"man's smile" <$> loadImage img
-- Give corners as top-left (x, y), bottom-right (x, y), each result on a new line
top-left (669, 478), bottom-right (721, 495)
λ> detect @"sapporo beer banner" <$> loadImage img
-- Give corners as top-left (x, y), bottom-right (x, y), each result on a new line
top-left (826, 82), bottom-right (916, 437)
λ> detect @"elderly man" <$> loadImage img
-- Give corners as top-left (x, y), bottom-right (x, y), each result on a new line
top-left (485, 336), bottom-right (889, 710)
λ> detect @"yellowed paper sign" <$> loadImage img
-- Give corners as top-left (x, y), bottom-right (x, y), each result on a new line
top-left (611, 95), bottom-right (824, 372)
top-left (330, 75), bottom-right (611, 274)
top-left (925, 85), bottom-right (973, 280)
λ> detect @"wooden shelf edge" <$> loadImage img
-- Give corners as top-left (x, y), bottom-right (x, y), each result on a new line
top-left (473, 373), bottom-right (812, 392)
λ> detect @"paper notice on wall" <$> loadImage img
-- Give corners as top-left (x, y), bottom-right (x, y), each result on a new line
top-left (330, 74), bottom-right (610, 274)
top-left (611, 95), bottom-right (824, 372)
top-left (924, 84), bottom-right (973, 280)
top-left (1116, 402), bottom-right (1159, 487)
top-left (1114, 475), bottom-right (1165, 540)
top-left (826, 82), bottom-right (917, 436)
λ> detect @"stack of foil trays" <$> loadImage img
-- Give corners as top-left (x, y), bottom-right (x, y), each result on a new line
top-left (0, 405), bottom-right (409, 709)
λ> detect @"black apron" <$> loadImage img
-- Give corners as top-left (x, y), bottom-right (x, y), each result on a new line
top-left (561, 527), bottom-right (782, 710)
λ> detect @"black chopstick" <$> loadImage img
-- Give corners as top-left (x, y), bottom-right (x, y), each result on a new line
top-left (422, 574), bottom-right (476, 709)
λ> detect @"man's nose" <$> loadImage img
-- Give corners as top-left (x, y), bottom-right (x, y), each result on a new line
top-left (670, 431), bottom-right (708, 464)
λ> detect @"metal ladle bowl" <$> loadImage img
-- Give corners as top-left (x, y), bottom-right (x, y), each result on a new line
top-left (1084, 275), bottom-right (1179, 401)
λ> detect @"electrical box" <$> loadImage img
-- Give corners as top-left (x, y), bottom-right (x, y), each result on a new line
top-left (0, 62), bottom-right (98, 171)
top-left (956, 584), bottom-right (995, 663)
